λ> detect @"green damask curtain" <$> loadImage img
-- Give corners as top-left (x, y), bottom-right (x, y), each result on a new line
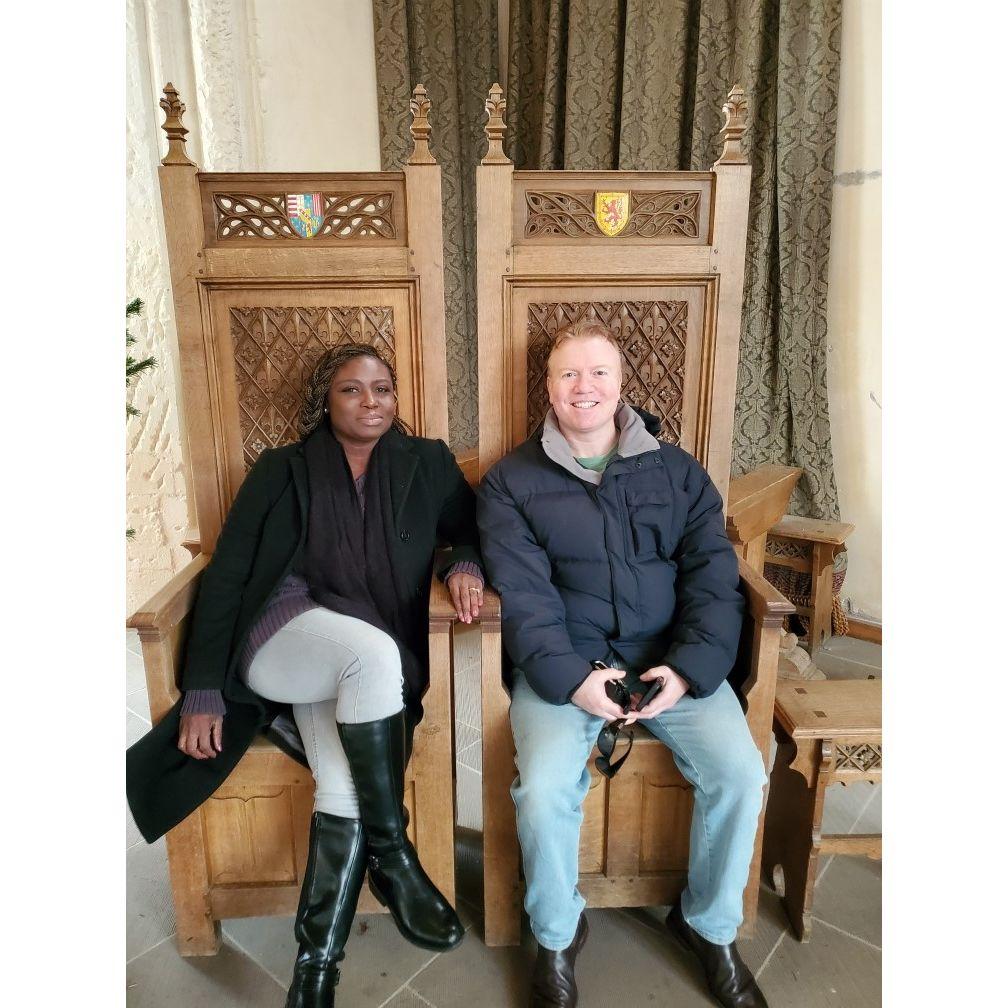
top-left (506, 0), bottom-right (842, 518)
top-left (372, 0), bottom-right (498, 452)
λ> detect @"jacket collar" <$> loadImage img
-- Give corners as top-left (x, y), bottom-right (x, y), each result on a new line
top-left (540, 403), bottom-right (660, 486)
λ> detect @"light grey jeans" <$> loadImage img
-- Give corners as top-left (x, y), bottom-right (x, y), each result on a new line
top-left (245, 608), bottom-right (404, 818)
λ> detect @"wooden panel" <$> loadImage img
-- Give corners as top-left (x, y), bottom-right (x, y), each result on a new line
top-left (578, 872), bottom-right (687, 907)
top-left (202, 785), bottom-right (300, 886)
top-left (204, 246), bottom-right (411, 279)
top-left (205, 286), bottom-right (418, 505)
top-left (512, 245), bottom-right (712, 277)
top-left (513, 171), bottom-right (714, 246)
top-left (508, 282), bottom-right (714, 457)
top-left (639, 775), bottom-right (694, 873)
top-left (577, 768), bottom-right (608, 875)
top-left (199, 173), bottom-right (407, 247)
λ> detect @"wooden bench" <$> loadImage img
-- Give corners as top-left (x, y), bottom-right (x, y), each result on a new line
top-left (761, 679), bottom-right (881, 941)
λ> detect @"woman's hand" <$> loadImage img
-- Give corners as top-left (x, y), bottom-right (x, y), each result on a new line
top-left (446, 571), bottom-right (484, 624)
top-left (178, 714), bottom-right (224, 759)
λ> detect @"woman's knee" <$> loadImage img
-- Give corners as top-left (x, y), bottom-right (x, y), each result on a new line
top-left (355, 629), bottom-right (403, 684)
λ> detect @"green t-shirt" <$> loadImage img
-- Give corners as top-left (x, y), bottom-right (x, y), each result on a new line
top-left (574, 447), bottom-right (618, 473)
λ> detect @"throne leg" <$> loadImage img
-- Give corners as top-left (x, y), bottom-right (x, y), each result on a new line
top-left (165, 812), bottom-right (220, 956)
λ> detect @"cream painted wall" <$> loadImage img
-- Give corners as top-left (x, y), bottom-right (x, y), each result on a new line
top-left (827, 0), bottom-right (883, 622)
top-left (126, 0), bottom-right (381, 612)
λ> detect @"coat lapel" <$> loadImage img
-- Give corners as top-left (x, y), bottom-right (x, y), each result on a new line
top-left (387, 438), bottom-right (419, 530)
top-left (289, 452), bottom-right (309, 528)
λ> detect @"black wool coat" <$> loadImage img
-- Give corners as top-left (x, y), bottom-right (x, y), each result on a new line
top-left (127, 431), bottom-right (481, 844)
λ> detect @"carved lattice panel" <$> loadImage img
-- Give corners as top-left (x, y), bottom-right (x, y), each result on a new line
top-left (213, 191), bottom-right (397, 240)
top-left (834, 743), bottom-right (882, 774)
top-left (230, 306), bottom-right (396, 470)
top-left (525, 190), bottom-right (700, 239)
top-left (526, 301), bottom-right (689, 441)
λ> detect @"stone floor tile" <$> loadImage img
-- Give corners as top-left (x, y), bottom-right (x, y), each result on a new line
top-left (455, 762), bottom-right (483, 832)
top-left (126, 937), bottom-right (285, 1008)
top-left (223, 912), bottom-right (437, 1005)
top-left (758, 921), bottom-right (881, 1008)
top-left (382, 987), bottom-right (436, 1008)
top-left (814, 637), bottom-right (881, 680)
top-left (455, 720), bottom-right (480, 756)
top-left (820, 780), bottom-right (878, 834)
top-left (128, 708), bottom-right (151, 747)
top-left (127, 837), bottom-right (176, 962)
top-left (852, 785), bottom-right (881, 834)
top-left (127, 799), bottom-right (145, 849)
top-left (408, 927), bottom-right (532, 1008)
top-left (811, 854), bottom-right (882, 947)
top-left (625, 881), bottom-right (790, 974)
top-left (576, 908), bottom-right (715, 1007)
top-left (128, 687), bottom-right (151, 720)
top-left (127, 627), bottom-right (142, 655)
top-left (458, 736), bottom-right (482, 774)
top-left (452, 622), bottom-right (482, 733)
top-left (127, 646), bottom-right (147, 696)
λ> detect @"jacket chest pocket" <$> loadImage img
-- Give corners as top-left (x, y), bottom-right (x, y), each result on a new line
top-left (624, 490), bottom-right (674, 559)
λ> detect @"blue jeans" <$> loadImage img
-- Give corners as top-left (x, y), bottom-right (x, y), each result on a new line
top-left (509, 668), bottom-right (767, 950)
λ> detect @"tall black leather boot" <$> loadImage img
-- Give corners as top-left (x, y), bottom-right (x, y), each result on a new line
top-left (286, 812), bottom-right (367, 1008)
top-left (338, 711), bottom-right (464, 952)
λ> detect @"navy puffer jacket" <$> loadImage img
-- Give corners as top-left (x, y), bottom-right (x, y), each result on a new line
top-left (477, 405), bottom-right (744, 705)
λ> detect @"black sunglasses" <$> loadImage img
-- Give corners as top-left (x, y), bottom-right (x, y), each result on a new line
top-left (591, 661), bottom-right (664, 779)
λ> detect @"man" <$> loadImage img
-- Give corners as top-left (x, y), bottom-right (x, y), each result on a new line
top-left (477, 321), bottom-right (769, 1008)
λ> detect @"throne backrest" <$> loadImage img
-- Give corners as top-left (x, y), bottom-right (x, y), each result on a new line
top-left (157, 83), bottom-right (449, 553)
top-left (476, 84), bottom-right (752, 502)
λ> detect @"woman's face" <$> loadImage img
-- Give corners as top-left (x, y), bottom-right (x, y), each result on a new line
top-left (326, 355), bottom-right (397, 444)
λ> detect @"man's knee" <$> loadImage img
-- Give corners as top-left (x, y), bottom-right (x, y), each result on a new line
top-left (704, 740), bottom-right (767, 803)
top-left (512, 761), bottom-right (587, 824)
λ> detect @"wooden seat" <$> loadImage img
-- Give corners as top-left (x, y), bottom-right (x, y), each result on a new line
top-left (765, 515), bottom-right (856, 652)
top-left (127, 83), bottom-right (477, 956)
top-left (474, 83), bottom-right (795, 946)
top-left (762, 679), bottom-right (882, 941)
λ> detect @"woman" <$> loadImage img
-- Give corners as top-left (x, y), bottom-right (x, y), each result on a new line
top-left (126, 343), bottom-right (484, 1008)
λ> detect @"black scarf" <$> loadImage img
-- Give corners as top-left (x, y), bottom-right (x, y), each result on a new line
top-left (302, 422), bottom-right (424, 701)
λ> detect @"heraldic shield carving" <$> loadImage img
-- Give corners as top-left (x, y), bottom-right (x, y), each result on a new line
top-left (594, 192), bottom-right (630, 237)
top-left (286, 193), bottom-right (324, 238)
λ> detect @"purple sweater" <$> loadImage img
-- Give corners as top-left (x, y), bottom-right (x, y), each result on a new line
top-left (181, 473), bottom-right (483, 717)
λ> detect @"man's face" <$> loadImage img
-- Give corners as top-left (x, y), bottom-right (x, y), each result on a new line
top-left (546, 336), bottom-right (623, 438)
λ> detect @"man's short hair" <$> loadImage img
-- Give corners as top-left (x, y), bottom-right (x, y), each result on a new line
top-left (546, 320), bottom-right (623, 372)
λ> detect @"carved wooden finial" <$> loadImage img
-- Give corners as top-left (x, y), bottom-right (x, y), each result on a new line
top-left (482, 83), bottom-right (511, 165)
top-left (408, 84), bottom-right (436, 165)
top-left (714, 85), bottom-right (749, 166)
top-left (159, 83), bottom-right (195, 167)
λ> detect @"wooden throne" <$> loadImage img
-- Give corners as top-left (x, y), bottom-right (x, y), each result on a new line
top-left (474, 84), bottom-right (794, 945)
top-left (127, 83), bottom-right (467, 955)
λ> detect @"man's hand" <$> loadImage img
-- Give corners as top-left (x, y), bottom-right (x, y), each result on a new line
top-left (570, 665), bottom-right (627, 721)
top-left (624, 665), bottom-right (689, 724)
top-left (178, 713), bottom-right (223, 759)
top-left (446, 571), bottom-right (484, 624)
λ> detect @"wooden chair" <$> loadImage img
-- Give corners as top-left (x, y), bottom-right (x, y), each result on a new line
top-left (474, 84), bottom-right (795, 945)
top-left (127, 83), bottom-right (471, 956)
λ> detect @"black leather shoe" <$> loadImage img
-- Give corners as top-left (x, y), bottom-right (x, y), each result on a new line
top-left (530, 913), bottom-right (588, 1007)
top-left (666, 900), bottom-right (768, 1008)
top-left (286, 813), bottom-right (367, 1008)
top-left (338, 712), bottom-right (464, 952)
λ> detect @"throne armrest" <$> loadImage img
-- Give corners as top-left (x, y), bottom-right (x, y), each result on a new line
top-left (768, 514), bottom-right (855, 547)
top-left (726, 465), bottom-right (802, 549)
top-left (735, 557), bottom-right (794, 708)
top-left (427, 573), bottom-right (501, 628)
top-left (127, 554), bottom-right (210, 722)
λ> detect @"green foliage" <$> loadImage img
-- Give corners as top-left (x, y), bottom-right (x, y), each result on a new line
top-left (127, 297), bottom-right (157, 419)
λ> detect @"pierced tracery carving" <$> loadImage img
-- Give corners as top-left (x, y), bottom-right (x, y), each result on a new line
top-left (213, 192), bottom-right (396, 240)
top-left (833, 743), bottom-right (882, 774)
top-left (230, 306), bottom-right (396, 469)
top-left (526, 301), bottom-right (689, 440)
top-left (525, 190), bottom-right (700, 239)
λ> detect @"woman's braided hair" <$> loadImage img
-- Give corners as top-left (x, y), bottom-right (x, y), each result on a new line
top-left (297, 342), bottom-right (413, 438)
